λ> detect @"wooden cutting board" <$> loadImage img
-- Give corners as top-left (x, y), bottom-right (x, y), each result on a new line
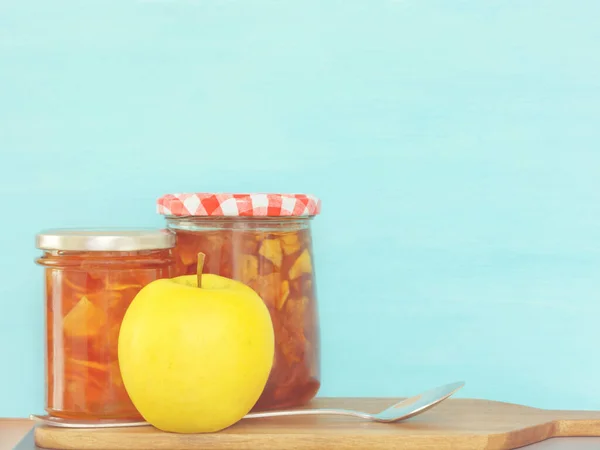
top-left (34, 397), bottom-right (600, 450)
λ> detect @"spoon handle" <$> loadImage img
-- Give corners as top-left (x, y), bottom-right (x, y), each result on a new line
top-left (30, 415), bottom-right (149, 429)
top-left (244, 408), bottom-right (371, 420)
top-left (30, 409), bottom-right (371, 429)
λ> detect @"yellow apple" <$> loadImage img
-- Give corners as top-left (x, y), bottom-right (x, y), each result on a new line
top-left (117, 255), bottom-right (274, 433)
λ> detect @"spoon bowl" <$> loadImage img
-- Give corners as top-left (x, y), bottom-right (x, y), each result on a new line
top-left (371, 380), bottom-right (465, 422)
top-left (243, 381), bottom-right (465, 423)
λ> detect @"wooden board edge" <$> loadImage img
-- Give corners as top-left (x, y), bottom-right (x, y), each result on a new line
top-left (33, 426), bottom-right (516, 450)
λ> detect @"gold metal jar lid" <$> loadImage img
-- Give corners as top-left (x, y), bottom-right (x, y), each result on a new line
top-left (35, 229), bottom-right (176, 252)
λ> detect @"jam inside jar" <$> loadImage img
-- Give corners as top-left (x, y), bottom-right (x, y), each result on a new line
top-left (35, 229), bottom-right (175, 420)
top-left (157, 193), bottom-right (322, 411)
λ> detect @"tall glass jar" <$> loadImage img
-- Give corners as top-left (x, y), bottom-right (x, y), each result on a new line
top-left (157, 193), bottom-right (321, 411)
top-left (35, 229), bottom-right (175, 420)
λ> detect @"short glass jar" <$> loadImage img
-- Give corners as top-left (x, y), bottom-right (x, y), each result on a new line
top-left (157, 193), bottom-right (321, 411)
top-left (35, 229), bottom-right (175, 420)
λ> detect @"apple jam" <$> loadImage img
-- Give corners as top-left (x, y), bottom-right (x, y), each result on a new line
top-left (35, 230), bottom-right (175, 420)
top-left (157, 193), bottom-right (322, 411)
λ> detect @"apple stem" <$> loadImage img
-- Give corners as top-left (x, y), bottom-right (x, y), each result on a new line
top-left (196, 252), bottom-right (205, 288)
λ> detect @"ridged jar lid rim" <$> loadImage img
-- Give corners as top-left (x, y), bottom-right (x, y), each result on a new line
top-left (35, 228), bottom-right (176, 251)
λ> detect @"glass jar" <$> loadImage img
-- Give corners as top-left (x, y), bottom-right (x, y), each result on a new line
top-left (35, 229), bottom-right (175, 420)
top-left (157, 193), bottom-right (321, 411)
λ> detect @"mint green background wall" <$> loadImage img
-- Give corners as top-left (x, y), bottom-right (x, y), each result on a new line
top-left (2, 1), bottom-right (600, 417)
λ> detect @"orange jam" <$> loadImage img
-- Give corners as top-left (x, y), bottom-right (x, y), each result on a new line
top-left (166, 218), bottom-right (321, 411)
top-left (36, 230), bottom-right (175, 420)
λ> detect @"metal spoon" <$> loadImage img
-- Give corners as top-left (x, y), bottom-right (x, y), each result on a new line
top-left (30, 381), bottom-right (465, 428)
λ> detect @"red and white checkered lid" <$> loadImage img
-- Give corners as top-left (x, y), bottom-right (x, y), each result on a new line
top-left (157, 193), bottom-right (321, 217)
